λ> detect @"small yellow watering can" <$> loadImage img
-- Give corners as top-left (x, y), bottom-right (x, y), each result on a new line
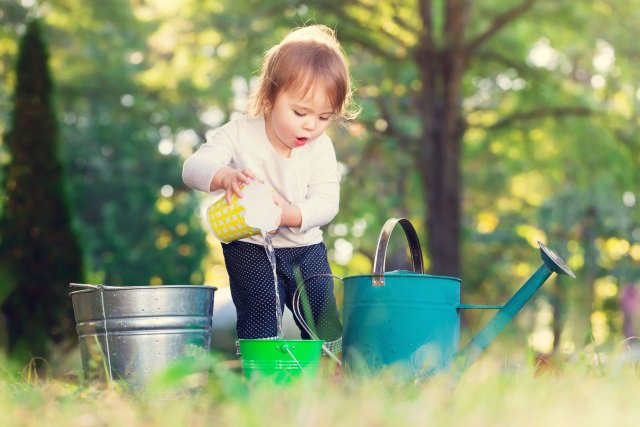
top-left (207, 181), bottom-right (281, 243)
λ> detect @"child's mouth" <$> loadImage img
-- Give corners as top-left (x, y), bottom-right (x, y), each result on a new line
top-left (295, 137), bottom-right (308, 146)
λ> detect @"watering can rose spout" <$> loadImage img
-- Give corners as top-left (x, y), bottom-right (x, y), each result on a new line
top-left (338, 218), bottom-right (576, 378)
top-left (454, 241), bottom-right (576, 372)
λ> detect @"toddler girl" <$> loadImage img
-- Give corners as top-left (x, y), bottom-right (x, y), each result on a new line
top-left (183, 25), bottom-right (358, 355)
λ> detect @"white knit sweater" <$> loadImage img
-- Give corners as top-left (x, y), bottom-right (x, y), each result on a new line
top-left (182, 115), bottom-right (340, 247)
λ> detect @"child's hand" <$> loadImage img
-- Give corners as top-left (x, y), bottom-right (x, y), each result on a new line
top-left (272, 193), bottom-right (287, 228)
top-left (263, 193), bottom-right (285, 233)
top-left (272, 193), bottom-right (301, 228)
top-left (214, 167), bottom-right (263, 204)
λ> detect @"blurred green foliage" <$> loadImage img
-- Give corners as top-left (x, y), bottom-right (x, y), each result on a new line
top-left (0, 18), bottom-right (84, 363)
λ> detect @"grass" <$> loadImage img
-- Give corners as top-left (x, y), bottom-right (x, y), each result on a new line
top-left (1, 346), bottom-right (640, 427)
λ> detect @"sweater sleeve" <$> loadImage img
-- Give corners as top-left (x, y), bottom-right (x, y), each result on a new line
top-left (181, 124), bottom-right (236, 194)
top-left (295, 138), bottom-right (340, 233)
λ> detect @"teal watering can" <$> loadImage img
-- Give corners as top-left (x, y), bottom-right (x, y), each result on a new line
top-left (338, 218), bottom-right (575, 376)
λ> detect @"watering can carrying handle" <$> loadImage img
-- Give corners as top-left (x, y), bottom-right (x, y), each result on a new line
top-left (372, 218), bottom-right (425, 286)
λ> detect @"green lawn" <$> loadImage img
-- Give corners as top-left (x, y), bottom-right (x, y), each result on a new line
top-left (2, 348), bottom-right (639, 427)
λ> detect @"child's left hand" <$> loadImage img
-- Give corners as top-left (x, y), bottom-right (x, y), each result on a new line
top-left (272, 193), bottom-right (302, 228)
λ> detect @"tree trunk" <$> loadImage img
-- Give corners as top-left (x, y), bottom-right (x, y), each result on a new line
top-left (574, 206), bottom-right (597, 345)
top-left (415, 0), bottom-right (468, 277)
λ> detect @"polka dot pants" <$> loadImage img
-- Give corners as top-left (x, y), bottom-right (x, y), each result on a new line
top-left (222, 240), bottom-right (342, 351)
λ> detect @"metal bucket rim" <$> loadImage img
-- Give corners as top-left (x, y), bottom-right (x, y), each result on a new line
top-left (69, 284), bottom-right (218, 296)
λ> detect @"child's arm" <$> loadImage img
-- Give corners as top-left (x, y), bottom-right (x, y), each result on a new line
top-left (273, 194), bottom-right (302, 228)
top-left (289, 138), bottom-right (340, 232)
top-left (183, 120), bottom-right (262, 203)
top-left (182, 127), bottom-right (235, 195)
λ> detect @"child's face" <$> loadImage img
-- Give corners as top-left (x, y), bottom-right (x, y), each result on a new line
top-left (265, 84), bottom-right (334, 157)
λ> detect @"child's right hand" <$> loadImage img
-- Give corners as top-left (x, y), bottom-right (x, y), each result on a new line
top-left (212, 167), bottom-right (263, 205)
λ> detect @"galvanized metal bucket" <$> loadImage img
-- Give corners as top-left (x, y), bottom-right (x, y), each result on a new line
top-left (69, 284), bottom-right (217, 389)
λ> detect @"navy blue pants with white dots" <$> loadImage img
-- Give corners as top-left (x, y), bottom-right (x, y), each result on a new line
top-left (222, 240), bottom-right (342, 353)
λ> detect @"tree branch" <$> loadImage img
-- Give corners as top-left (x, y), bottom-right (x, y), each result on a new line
top-left (486, 106), bottom-right (595, 130)
top-left (320, 0), bottom-right (412, 58)
top-left (418, 0), bottom-right (433, 42)
top-left (390, 0), bottom-right (420, 34)
top-left (472, 50), bottom-right (532, 75)
top-left (467, 0), bottom-right (538, 54)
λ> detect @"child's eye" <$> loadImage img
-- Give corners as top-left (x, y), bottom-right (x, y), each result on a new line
top-left (319, 116), bottom-right (331, 121)
top-left (293, 110), bottom-right (305, 117)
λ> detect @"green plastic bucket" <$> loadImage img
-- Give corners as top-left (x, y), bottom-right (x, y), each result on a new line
top-left (239, 339), bottom-right (323, 383)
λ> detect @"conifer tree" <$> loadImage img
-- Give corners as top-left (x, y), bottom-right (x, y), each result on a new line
top-left (0, 19), bottom-right (84, 362)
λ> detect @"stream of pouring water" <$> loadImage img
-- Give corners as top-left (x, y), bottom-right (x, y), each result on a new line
top-left (263, 233), bottom-right (283, 338)
top-left (263, 232), bottom-right (342, 365)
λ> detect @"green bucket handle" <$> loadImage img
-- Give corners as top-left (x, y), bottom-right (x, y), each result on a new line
top-left (279, 343), bottom-right (305, 371)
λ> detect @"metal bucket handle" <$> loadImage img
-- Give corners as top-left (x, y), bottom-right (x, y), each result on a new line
top-left (372, 217), bottom-right (425, 286)
top-left (69, 282), bottom-right (114, 385)
top-left (293, 274), bottom-right (344, 366)
top-left (69, 283), bottom-right (104, 294)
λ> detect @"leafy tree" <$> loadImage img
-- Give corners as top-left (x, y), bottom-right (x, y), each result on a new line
top-left (0, 19), bottom-right (84, 362)
top-left (0, 1), bottom-right (30, 194)
top-left (51, 1), bottom-right (210, 287)
top-left (195, 0), bottom-right (640, 349)
top-left (0, 1), bottom-right (211, 288)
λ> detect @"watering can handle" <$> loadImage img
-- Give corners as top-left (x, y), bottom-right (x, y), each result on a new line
top-left (372, 218), bottom-right (424, 286)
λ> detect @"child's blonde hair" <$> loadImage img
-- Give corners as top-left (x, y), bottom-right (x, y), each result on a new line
top-left (250, 25), bottom-right (358, 122)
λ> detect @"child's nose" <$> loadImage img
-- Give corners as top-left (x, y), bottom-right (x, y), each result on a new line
top-left (303, 116), bottom-right (316, 131)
